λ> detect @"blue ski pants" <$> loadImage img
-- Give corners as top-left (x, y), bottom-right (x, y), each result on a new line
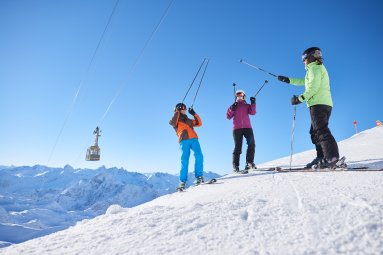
top-left (179, 138), bottom-right (203, 182)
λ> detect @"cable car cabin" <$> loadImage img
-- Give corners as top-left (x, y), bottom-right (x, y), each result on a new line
top-left (86, 145), bottom-right (100, 161)
top-left (86, 126), bottom-right (101, 161)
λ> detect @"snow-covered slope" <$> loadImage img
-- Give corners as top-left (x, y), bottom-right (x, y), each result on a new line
top-left (1, 127), bottom-right (383, 254)
top-left (260, 126), bottom-right (383, 169)
top-left (0, 165), bottom-right (220, 247)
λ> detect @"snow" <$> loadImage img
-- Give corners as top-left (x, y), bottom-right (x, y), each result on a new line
top-left (0, 165), bottom-right (220, 247)
top-left (1, 126), bottom-right (383, 254)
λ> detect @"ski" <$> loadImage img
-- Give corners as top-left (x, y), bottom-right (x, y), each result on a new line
top-left (233, 170), bottom-right (249, 174)
top-left (276, 167), bottom-right (383, 172)
top-left (253, 165), bottom-right (382, 172)
top-left (176, 178), bottom-right (218, 192)
top-left (194, 178), bottom-right (217, 186)
top-left (176, 187), bottom-right (185, 192)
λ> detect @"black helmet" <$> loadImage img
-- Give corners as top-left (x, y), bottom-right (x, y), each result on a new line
top-left (302, 47), bottom-right (322, 62)
top-left (174, 103), bottom-right (186, 112)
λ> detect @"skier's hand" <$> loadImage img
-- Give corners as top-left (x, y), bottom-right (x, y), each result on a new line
top-left (231, 102), bottom-right (237, 111)
top-left (291, 95), bottom-right (302, 105)
top-left (250, 97), bottom-right (256, 104)
top-left (188, 107), bottom-right (196, 115)
top-left (278, 75), bottom-right (290, 83)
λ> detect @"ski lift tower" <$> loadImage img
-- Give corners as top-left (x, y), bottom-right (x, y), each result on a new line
top-left (86, 127), bottom-right (101, 161)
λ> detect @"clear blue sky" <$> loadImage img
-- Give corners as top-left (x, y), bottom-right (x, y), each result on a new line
top-left (1, 0), bottom-right (382, 175)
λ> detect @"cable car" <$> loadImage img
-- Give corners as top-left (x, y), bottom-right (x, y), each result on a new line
top-left (86, 127), bottom-right (101, 161)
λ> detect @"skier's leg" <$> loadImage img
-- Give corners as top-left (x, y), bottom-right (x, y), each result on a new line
top-left (233, 129), bottom-right (243, 168)
top-left (310, 105), bottom-right (339, 161)
top-left (179, 140), bottom-right (191, 183)
top-left (244, 128), bottom-right (255, 165)
top-left (191, 138), bottom-right (204, 178)
top-left (309, 124), bottom-right (324, 158)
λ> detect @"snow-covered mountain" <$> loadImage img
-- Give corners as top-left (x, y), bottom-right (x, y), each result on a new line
top-left (0, 165), bottom-right (220, 248)
top-left (1, 126), bottom-right (383, 254)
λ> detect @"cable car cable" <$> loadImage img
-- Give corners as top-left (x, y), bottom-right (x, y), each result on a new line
top-left (73, 0), bottom-right (175, 166)
top-left (46, 0), bottom-right (120, 165)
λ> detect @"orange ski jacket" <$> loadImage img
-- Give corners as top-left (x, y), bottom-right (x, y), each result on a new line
top-left (169, 112), bottom-right (202, 143)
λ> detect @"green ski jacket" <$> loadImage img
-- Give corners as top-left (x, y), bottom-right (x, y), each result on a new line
top-left (289, 62), bottom-right (333, 107)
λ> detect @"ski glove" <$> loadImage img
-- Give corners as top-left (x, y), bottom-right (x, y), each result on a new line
top-left (291, 95), bottom-right (303, 105)
top-left (231, 102), bottom-right (237, 111)
top-left (188, 107), bottom-right (196, 115)
top-left (250, 97), bottom-right (256, 104)
top-left (278, 76), bottom-right (290, 84)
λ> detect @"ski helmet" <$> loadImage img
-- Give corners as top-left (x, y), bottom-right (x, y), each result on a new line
top-left (235, 90), bottom-right (245, 96)
top-left (174, 103), bottom-right (186, 112)
top-left (302, 47), bottom-right (322, 63)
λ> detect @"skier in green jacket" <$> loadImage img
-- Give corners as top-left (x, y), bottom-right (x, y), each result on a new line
top-left (277, 47), bottom-right (340, 168)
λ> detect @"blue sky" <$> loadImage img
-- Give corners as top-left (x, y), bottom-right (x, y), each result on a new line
top-left (1, 0), bottom-right (382, 175)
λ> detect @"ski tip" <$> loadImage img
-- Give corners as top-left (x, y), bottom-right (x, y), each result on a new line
top-left (210, 178), bottom-right (217, 183)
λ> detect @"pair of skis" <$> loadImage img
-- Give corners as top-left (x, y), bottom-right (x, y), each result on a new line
top-left (266, 166), bottom-right (383, 172)
top-left (257, 156), bottom-right (383, 172)
top-left (176, 178), bottom-right (217, 192)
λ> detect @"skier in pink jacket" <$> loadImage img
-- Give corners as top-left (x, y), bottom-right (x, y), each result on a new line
top-left (226, 90), bottom-right (256, 173)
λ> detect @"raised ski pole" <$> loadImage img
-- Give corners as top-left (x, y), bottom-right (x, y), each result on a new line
top-left (190, 58), bottom-right (210, 109)
top-left (233, 83), bottom-right (236, 101)
top-left (239, 59), bottom-right (277, 77)
top-left (182, 58), bottom-right (207, 103)
top-left (289, 106), bottom-right (297, 170)
top-left (253, 80), bottom-right (269, 98)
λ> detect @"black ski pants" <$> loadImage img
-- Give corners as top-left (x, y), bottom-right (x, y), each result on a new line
top-left (309, 105), bottom-right (339, 160)
top-left (232, 128), bottom-right (255, 167)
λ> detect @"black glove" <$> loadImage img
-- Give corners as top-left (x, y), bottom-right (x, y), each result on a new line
top-left (188, 107), bottom-right (196, 115)
top-left (278, 75), bottom-right (290, 83)
top-left (291, 95), bottom-right (302, 105)
top-left (250, 97), bottom-right (256, 104)
top-left (230, 102), bottom-right (237, 111)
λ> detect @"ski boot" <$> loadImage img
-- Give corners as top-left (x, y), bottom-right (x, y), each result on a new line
top-left (305, 157), bottom-right (323, 169)
top-left (233, 165), bottom-right (248, 174)
top-left (195, 176), bottom-right (204, 186)
top-left (313, 157), bottom-right (346, 170)
top-left (176, 182), bottom-right (186, 192)
top-left (245, 162), bottom-right (257, 171)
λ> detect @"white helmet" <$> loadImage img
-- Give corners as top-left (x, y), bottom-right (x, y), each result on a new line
top-left (235, 89), bottom-right (245, 95)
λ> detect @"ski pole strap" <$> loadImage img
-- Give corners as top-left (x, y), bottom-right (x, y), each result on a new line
top-left (182, 58), bottom-right (207, 103)
top-left (191, 58), bottom-right (210, 108)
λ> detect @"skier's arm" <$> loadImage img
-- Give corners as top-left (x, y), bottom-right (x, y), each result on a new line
top-left (226, 106), bottom-right (234, 119)
top-left (248, 103), bottom-right (256, 115)
top-left (192, 114), bottom-right (202, 127)
top-left (289, 78), bottom-right (305, 86)
top-left (169, 112), bottom-right (180, 128)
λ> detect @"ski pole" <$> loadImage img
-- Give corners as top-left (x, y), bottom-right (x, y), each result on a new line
top-left (182, 58), bottom-right (207, 103)
top-left (253, 80), bottom-right (269, 98)
top-left (233, 83), bottom-right (236, 101)
top-left (289, 105), bottom-right (297, 170)
top-left (190, 59), bottom-right (210, 109)
top-left (239, 59), bottom-right (277, 77)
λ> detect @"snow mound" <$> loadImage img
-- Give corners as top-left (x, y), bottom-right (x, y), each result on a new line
top-left (105, 204), bottom-right (127, 215)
